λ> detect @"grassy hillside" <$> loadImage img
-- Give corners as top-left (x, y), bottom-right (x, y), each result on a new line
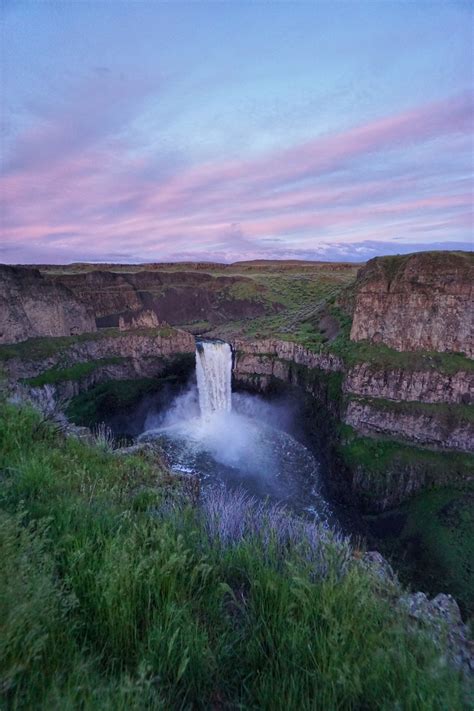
top-left (368, 486), bottom-right (474, 618)
top-left (213, 262), bottom-right (360, 338)
top-left (0, 401), bottom-right (467, 709)
top-left (36, 261), bottom-right (360, 340)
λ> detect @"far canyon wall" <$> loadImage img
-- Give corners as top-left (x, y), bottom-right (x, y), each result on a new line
top-left (0, 266), bottom-right (96, 344)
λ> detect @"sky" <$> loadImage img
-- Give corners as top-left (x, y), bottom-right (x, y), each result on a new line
top-left (1, 1), bottom-right (473, 264)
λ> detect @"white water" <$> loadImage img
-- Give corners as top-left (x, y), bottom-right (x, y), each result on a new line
top-left (196, 340), bottom-right (232, 416)
top-left (138, 339), bottom-right (330, 521)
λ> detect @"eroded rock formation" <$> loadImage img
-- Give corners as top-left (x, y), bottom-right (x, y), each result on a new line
top-left (0, 264), bottom-right (282, 345)
top-left (1, 251), bottom-right (473, 513)
top-left (0, 265), bottom-right (96, 344)
top-left (233, 339), bottom-right (474, 454)
top-left (48, 269), bottom-right (277, 328)
top-left (350, 252), bottom-right (473, 357)
top-left (4, 327), bottom-right (196, 414)
top-left (2, 328), bottom-right (195, 382)
top-left (343, 362), bottom-right (472, 404)
top-left (118, 309), bottom-right (162, 331)
top-left (344, 398), bottom-right (472, 452)
top-left (232, 334), bottom-right (473, 511)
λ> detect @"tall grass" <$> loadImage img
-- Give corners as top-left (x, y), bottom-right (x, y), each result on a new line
top-left (0, 402), bottom-right (466, 709)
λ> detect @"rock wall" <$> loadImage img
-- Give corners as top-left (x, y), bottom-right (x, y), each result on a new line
top-left (233, 338), bottom-right (342, 371)
top-left (48, 269), bottom-right (277, 328)
top-left (48, 271), bottom-right (144, 319)
top-left (0, 265), bottom-right (280, 345)
top-left (350, 252), bottom-right (473, 357)
top-left (233, 342), bottom-right (473, 452)
top-left (2, 251), bottom-right (473, 513)
top-left (2, 328), bottom-right (195, 382)
top-left (343, 362), bottom-right (472, 405)
top-left (348, 456), bottom-right (472, 513)
top-left (232, 337), bottom-right (474, 511)
top-left (344, 399), bottom-right (473, 453)
top-left (22, 353), bottom-right (192, 407)
top-left (118, 309), bottom-right (161, 331)
top-left (0, 265), bottom-right (96, 344)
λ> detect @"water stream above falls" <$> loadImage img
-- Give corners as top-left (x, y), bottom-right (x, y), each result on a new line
top-left (139, 340), bottom-right (332, 522)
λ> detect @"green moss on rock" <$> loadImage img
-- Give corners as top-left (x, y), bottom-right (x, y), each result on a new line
top-left (338, 425), bottom-right (474, 478)
top-left (22, 358), bottom-right (124, 387)
top-left (367, 486), bottom-right (474, 617)
top-left (65, 377), bottom-right (173, 427)
top-left (0, 326), bottom-right (178, 362)
top-left (347, 395), bottom-right (474, 427)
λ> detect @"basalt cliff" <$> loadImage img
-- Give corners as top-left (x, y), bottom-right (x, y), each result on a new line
top-left (350, 251), bottom-right (473, 357)
top-left (231, 252), bottom-right (473, 511)
top-left (0, 263), bottom-right (282, 345)
top-left (0, 265), bottom-right (96, 344)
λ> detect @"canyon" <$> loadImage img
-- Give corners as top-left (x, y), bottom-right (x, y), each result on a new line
top-left (1, 252), bottom-right (472, 515)
top-left (1, 251), bottom-right (473, 613)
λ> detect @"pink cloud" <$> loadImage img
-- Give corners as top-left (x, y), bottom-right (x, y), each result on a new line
top-left (1, 90), bottom-right (472, 263)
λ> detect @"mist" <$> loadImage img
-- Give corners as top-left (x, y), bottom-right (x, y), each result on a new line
top-left (138, 379), bottom-right (328, 520)
top-left (144, 382), bottom-right (298, 436)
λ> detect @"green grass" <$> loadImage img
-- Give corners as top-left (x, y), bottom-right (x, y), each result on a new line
top-left (0, 327), bottom-right (177, 363)
top-left (227, 280), bottom-right (267, 302)
top-left (368, 486), bottom-right (474, 617)
top-left (178, 320), bottom-right (212, 334)
top-left (230, 257), bottom-right (474, 377)
top-left (373, 250), bottom-right (474, 284)
top-left (219, 288), bottom-right (473, 376)
top-left (338, 425), bottom-right (474, 477)
top-left (251, 271), bottom-right (351, 309)
top-left (326, 371), bottom-right (344, 406)
top-left (348, 395), bottom-right (474, 426)
top-left (0, 401), bottom-right (467, 709)
top-left (22, 358), bottom-right (124, 387)
top-left (65, 353), bottom-right (193, 428)
top-left (29, 256), bottom-right (472, 379)
top-left (205, 265), bottom-right (359, 341)
top-left (65, 376), bottom-right (177, 427)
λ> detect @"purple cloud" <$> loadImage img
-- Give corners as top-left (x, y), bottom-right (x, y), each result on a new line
top-left (1, 83), bottom-right (472, 264)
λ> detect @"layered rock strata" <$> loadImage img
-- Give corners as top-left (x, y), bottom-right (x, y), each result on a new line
top-left (232, 337), bottom-right (474, 510)
top-left (350, 252), bottom-right (473, 357)
top-left (345, 398), bottom-right (472, 452)
top-left (232, 338), bottom-right (473, 418)
top-left (2, 328), bottom-right (195, 381)
top-left (343, 362), bottom-right (472, 404)
top-left (48, 269), bottom-right (276, 328)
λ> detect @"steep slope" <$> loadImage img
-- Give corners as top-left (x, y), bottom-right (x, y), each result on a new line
top-left (45, 269), bottom-right (280, 330)
top-left (0, 401), bottom-right (469, 708)
top-left (0, 265), bottom-right (96, 344)
top-left (350, 252), bottom-right (473, 357)
top-left (231, 252), bottom-right (474, 511)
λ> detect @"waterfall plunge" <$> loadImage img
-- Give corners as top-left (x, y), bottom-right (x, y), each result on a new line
top-left (140, 338), bottom-right (328, 521)
top-left (196, 341), bottom-right (232, 417)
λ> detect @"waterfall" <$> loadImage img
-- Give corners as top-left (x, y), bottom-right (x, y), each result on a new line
top-left (196, 340), bottom-right (232, 417)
